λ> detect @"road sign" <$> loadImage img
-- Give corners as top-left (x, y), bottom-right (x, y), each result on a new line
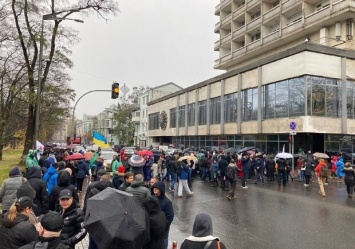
top-left (289, 130), bottom-right (297, 135)
top-left (289, 121), bottom-right (296, 130)
top-left (120, 83), bottom-right (130, 95)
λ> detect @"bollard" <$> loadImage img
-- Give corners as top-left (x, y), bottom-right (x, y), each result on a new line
top-left (172, 241), bottom-right (177, 249)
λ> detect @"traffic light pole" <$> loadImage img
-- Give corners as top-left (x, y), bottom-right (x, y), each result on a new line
top-left (72, 90), bottom-right (111, 140)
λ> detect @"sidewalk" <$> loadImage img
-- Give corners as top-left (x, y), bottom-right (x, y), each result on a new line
top-left (75, 178), bottom-right (90, 249)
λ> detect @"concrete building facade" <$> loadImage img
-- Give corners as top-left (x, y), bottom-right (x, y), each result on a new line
top-left (148, 44), bottom-right (355, 155)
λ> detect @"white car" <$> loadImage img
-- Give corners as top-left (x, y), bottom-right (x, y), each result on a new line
top-left (100, 151), bottom-right (118, 171)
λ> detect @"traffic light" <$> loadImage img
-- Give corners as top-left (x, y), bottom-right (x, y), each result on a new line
top-left (111, 83), bottom-right (119, 99)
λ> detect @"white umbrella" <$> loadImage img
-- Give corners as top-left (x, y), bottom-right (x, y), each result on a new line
top-left (276, 152), bottom-right (293, 159)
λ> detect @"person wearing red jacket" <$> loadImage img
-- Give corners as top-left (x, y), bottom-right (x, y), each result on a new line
top-left (315, 158), bottom-right (328, 197)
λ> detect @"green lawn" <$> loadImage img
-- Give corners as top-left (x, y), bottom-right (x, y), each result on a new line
top-left (0, 149), bottom-right (25, 185)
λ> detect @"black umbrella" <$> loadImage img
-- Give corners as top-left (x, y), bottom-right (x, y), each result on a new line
top-left (128, 155), bottom-right (146, 167)
top-left (84, 188), bottom-right (150, 249)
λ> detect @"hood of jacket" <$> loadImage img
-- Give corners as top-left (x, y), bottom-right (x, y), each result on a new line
top-left (95, 180), bottom-right (114, 191)
top-left (2, 213), bottom-right (29, 228)
top-left (46, 165), bottom-right (57, 176)
top-left (338, 157), bottom-right (344, 163)
top-left (27, 167), bottom-right (42, 179)
top-left (192, 212), bottom-right (213, 237)
top-left (142, 196), bottom-right (161, 215)
top-left (151, 181), bottom-right (165, 196)
top-left (130, 181), bottom-right (145, 188)
top-left (76, 160), bottom-right (86, 167)
top-left (57, 170), bottom-right (71, 187)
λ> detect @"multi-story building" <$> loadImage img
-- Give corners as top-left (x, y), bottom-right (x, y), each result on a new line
top-left (147, 0), bottom-right (355, 159)
top-left (97, 105), bottom-right (118, 146)
top-left (81, 114), bottom-right (97, 145)
top-left (134, 83), bottom-right (183, 147)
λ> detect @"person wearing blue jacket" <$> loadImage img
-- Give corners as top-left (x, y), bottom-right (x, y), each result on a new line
top-left (177, 159), bottom-right (194, 197)
top-left (75, 160), bottom-right (90, 192)
top-left (336, 157), bottom-right (345, 182)
top-left (43, 162), bottom-right (61, 194)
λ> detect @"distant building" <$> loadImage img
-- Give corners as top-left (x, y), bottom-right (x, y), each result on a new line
top-left (134, 83), bottom-right (183, 147)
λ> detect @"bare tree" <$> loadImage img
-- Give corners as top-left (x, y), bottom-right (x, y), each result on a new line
top-left (0, 0), bottom-right (119, 158)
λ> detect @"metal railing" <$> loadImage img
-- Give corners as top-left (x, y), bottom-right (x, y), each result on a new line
top-left (264, 5), bottom-right (281, 21)
top-left (246, 39), bottom-right (261, 51)
top-left (247, 16), bottom-right (261, 30)
top-left (304, 6), bottom-right (330, 26)
top-left (282, 19), bottom-right (302, 35)
top-left (233, 25), bottom-right (246, 39)
top-left (263, 30), bottom-right (280, 44)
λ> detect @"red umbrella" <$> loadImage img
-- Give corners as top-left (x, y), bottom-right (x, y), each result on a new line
top-left (66, 153), bottom-right (85, 160)
top-left (137, 150), bottom-right (153, 156)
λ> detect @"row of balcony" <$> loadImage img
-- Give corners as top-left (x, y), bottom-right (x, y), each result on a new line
top-left (215, 0), bottom-right (351, 33)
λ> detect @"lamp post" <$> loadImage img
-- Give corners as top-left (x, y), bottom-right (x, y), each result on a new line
top-left (34, 12), bottom-right (83, 148)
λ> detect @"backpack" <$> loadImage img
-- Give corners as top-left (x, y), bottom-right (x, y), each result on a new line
top-left (226, 165), bottom-right (235, 180)
top-left (320, 164), bottom-right (328, 177)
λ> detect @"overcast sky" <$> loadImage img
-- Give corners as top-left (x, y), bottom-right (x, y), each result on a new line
top-left (68, 0), bottom-right (222, 118)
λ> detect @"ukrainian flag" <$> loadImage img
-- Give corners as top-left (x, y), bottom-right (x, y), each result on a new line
top-left (92, 131), bottom-right (110, 148)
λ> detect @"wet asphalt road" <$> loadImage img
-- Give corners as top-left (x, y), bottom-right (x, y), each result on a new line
top-left (167, 178), bottom-right (355, 249)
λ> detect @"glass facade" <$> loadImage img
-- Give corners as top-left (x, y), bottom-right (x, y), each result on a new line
top-left (198, 100), bottom-right (207, 125)
top-left (150, 76), bottom-right (355, 131)
top-left (172, 135), bottom-right (289, 155)
top-left (187, 103), bottom-right (195, 126)
top-left (148, 112), bottom-right (159, 130)
top-left (224, 92), bottom-right (237, 123)
top-left (178, 106), bottom-right (185, 128)
top-left (210, 97), bottom-right (221, 124)
top-left (170, 108), bottom-right (176, 128)
top-left (242, 87), bottom-right (258, 121)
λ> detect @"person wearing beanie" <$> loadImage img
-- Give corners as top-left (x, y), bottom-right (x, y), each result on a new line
top-left (0, 196), bottom-right (38, 248)
top-left (126, 174), bottom-right (151, 205)
top-left (0, 166), bottom-right (26, 213)
top-left (151, 181), bottom-right (174, 249)
top-left (180, 212), bottom-right (227, 249)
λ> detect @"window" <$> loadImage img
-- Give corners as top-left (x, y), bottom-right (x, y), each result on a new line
top-left (346, 81), bottom-right (355, 119)
top-left (251, 32), bottom-right (261, 42)
top-left (198, 100), bottom-right (207, 125)
top-left (170, 108), bottom-right (177, 128)
top-left (178, 106), bottom-right (186, 128)
top-left (148, 112), bottom-right (159, 130)
top-left (307, 76), bottom-right (341, 117)
top-left (210, 97), bottom-right (221, 124)
top-left (224, 92), bottom-right (238, 123)
top-left (242, 87), bottom-right (258, 121)
top-left (272, 0), bottom-right (280, 8)
top-left (187, 103), bottom-right (195, 126)
top-left (251, 12), bottom-right (261, 20)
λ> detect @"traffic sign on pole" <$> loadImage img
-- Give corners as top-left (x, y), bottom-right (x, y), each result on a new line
top-left (289, 121), bottom-right (296, 130)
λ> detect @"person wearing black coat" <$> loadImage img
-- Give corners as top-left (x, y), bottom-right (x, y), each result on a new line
top-left (49, 171), bottom-right (79, 211)
top-left (151, 181), bottom-right (174, 249)
top-left (75, 160), bottom-right (90, 192)
top-left (142, 196), bottom-right (166, 249)
top-left (58, 189), bottom-right (86, 248)
top-left (26, 167), bottom-right (49, 216)
top-left (0, 197), bottom-right (38, 249)
top-left (342, 162), bottom-right (355, 198)
top-left (180, 212), bottom-right (227, 249)
top-left (218, 156), bottom-right (229, 190)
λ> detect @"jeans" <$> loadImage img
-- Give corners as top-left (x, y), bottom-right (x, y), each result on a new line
top-left (164, 167), bottom-right (171, 180)
top-left (201, 167), bottom-right (207, 180)
top-left (228, 180), bottom-right (236, 197)
top-left (188, 167), bottom-right (192, 188)
top-left (170, 173), bottom-right (177, 190)
top-left (298, 169), bottom-right (305, 181)
top-left (278, 170), bottom-right (287, 186)
top-left (76, 178), bottom-right (84, 191)
top-left (242, 170), bottom-right (248, 187)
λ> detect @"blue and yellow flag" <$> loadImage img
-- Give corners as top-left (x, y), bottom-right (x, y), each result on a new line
top-left (92, 131), bottom-right (110, 148)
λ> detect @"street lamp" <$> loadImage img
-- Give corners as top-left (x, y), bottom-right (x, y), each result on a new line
top-left (34, 12), bottom-right (83, 148)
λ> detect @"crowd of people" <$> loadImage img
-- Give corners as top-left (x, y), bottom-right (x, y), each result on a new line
top-left (0, 145), bottom-right (354, 249)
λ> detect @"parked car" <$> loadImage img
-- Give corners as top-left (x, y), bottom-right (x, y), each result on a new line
top-left (100, 150), bottom-right (118, 172)
top-left (124, 147), bottom-right (136, 157)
